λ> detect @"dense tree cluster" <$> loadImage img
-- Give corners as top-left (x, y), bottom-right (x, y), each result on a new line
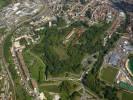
top-left (59, 80), bottom-right (81, 100)
top-left (36, 22), bottom-right (109, 77)
top-left (32, 21), bottom-right (121, 100)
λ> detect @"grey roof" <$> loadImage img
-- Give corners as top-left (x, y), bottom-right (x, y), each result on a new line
top-left (108, 52), bottom-right (120, 66)
top-left (123, 45), bottom-right (133, 51)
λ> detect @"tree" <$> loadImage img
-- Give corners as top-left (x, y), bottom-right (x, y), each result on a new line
top-left (85, 9), bottom-right (91, 18)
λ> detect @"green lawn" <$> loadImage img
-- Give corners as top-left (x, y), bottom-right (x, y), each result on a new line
top-left (100, 66), bottom-right (119, 84)
top-left (0, 63), bottom-right (1, 71)
top-left (53, 46), bottom-right (69, 60)
top-left (39, 84), bottom-right (60, 93)
top-left (23, 50), bottom-right (46, 83)
top-left (3, 34), bottom-right (12, 62)
top-left (70, 91), bottom-right (81, 100)
top-left (39, 80), bottom-right (81, 100)
top-left (118, 91), bottom-right (133, 100)
top-left (0, 0), bottom-right (9, 8)
top-left (128, 56), bottom-right (133, 74)
top-left (15, 82), bottom-right (32, 100)
top-left (57, 17), bottom-right (66, 27)
top-left (122, 92), bottom-right (133, 100)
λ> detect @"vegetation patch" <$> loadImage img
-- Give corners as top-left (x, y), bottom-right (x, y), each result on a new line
top-left (118, 91), bottom-right (133, 100)
top-left (59, 80), bottom-right (81, 100)
top-left (70, 91), bottom-right (81, 100)
top-left (53, 46), bottom-right (69, 60)
top-left (39, 84), bottom-right (60, 93)
top-left (0, 0), bottom-right (10, 9)
top-left (39, 80), bottom-right (81, 100)
top-left (32, 22), bottom-right (110, 77)
top-left (100, 66), bottom-right (118, 84)
top-left (23, 50), bottom-right (46, 83)
top-left (121, 91), bottom-right (133, 100)
top-left (15, 82), bottom-right (31, 100)
top-left (119, 81), bottom-right (133, 92)
top-left (128, 55), bottom-right (133, 74)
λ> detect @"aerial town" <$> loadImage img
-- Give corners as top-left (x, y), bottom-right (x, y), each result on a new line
top-left (0, 0), bottom-right (133, 100)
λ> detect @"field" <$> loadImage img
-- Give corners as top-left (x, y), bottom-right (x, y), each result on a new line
top-left (100, 66), bottom-right (119, 84)
top-left (121, 92), bottom-right (133, 100)
top-left (15, 81), bottom-right (32, 100)
top-left (128, 56), bottom-right (133, 74)
top-left (0, 0), bottom-right (9, 8)
top-left (53, 46), bottom-right (69, 60)
top-left (39, 84), bottom-right (60, 93)
top-left (3, 34), bottom-right (12, 62)
top-left (23, 50), bottom-right (46, 83)
top-left (39, 80), bottom-right (82, 99)
top-left (118, 91), bottom-right (133, 100)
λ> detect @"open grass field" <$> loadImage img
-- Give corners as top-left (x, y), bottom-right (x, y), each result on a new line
top-left (39, 80), bottom-right (81, 98)
top-left (53, 46), bottom-right (69, 60)
top-left (3, 34), bottom-right (12, 62)
top-left (0, 0), bottom-right (9, 9)
top-left (118, 91), bottom-right (133, 100)
top-left (15, 83), bottom-right (32, 100)
top-left (121, 91), bottom-right (133, 100)
top-left (23, 50), bottom-right (46, 83)
top-left (100, 66), bottom-right (119, 84)
top-left (129, 56), bottom-right (133, 74)
top-left (39, 84), bottom-right (60, 93)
